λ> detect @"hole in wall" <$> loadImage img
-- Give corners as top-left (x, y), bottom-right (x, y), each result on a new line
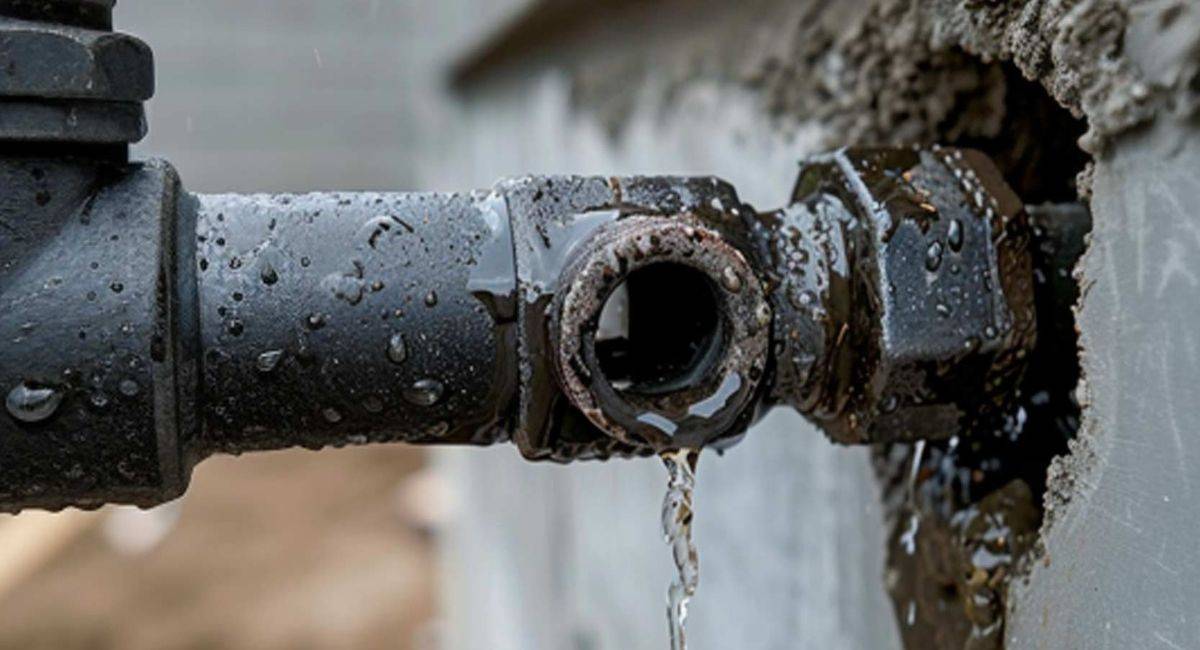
top-left (874, 58), bottom-right (1092, 650)
top-left (945, 64), bottom-right (1091, 204)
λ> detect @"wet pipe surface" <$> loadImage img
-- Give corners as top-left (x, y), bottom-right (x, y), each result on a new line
top-left (0, 147), bottom-right (1084, 649)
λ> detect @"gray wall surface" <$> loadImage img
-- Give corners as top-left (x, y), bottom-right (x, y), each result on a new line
top-left (1008, 120), bottom-right (1200, 650)
top-left (123, 0), bottom-right (521, 193)
top-left (1004, 6), bottom-right (1200, 648)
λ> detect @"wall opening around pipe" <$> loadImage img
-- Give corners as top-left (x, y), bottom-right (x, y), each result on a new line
top-left (872, 58), bottom-right (1092, 650)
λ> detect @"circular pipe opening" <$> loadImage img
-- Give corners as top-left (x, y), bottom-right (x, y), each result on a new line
top-left (551, 215), bottom-right (771, 450)
top-left (594, 263), bottom-right (725, 396)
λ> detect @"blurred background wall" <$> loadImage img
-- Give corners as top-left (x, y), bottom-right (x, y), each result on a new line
top-left (0, 2), bottom-right (900, 649)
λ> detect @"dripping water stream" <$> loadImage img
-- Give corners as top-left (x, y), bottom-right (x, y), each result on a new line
top-left (899, 439), bottom-right (926, 556)
top-left (661, 448), bottom-right (700, 650)
top-left (899, 438), bottom-right (926, 627)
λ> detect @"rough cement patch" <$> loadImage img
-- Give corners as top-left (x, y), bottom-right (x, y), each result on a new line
top-left (748, 0), bottom-right (1197, 155)
top-left (1039, 421), bottom-right (1098, 534)
top-left (749, 1), bottom-right (1010, 148)
top-left (473, 0), bottom-right (1196, 158)
top-left (926, 0), bottom-right (1147, 152)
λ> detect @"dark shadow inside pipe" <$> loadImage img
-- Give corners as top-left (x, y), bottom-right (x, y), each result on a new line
top-left (594, 263), bottom-right (724, 397)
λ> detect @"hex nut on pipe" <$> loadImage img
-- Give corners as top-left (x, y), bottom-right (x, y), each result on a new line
top-left (752, 147), bottom-right (1037, 445)
top-left (0, 18), bottom-right (154, 101)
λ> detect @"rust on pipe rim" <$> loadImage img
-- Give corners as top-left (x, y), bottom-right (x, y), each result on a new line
top-left (550, 214), bottom-right (771, 452)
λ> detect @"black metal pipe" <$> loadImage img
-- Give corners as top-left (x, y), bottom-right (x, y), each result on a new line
top-left (0, 157), bottom-right (188, 511)
top-left (0, 156), bottom-right (528, 511)
top-left (192, 190), bottom-right (518, 459)
top-left (1, 156), bottom-right (775, 511)
top-left (0, 147), bottom-right (1041, 516)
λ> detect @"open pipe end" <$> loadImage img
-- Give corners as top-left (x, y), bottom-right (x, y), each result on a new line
top-left (550, 215), bottom-right (771, 452)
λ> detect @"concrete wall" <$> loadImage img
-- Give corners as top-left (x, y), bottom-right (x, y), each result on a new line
top-left (1008, 118), bottom-right (1200, 650)
top-left (124, 0), bottom-right (520, 193)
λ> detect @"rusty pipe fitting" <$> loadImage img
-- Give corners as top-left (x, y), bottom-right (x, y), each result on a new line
top-left (749, 147), bottom-right (1037, 445)
top-left (536, 148), bottom-right (1036, 453)
top-left (549, 215), bottom-right (771, 452)
top-left (498, 175), bottom-right (774, 461)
